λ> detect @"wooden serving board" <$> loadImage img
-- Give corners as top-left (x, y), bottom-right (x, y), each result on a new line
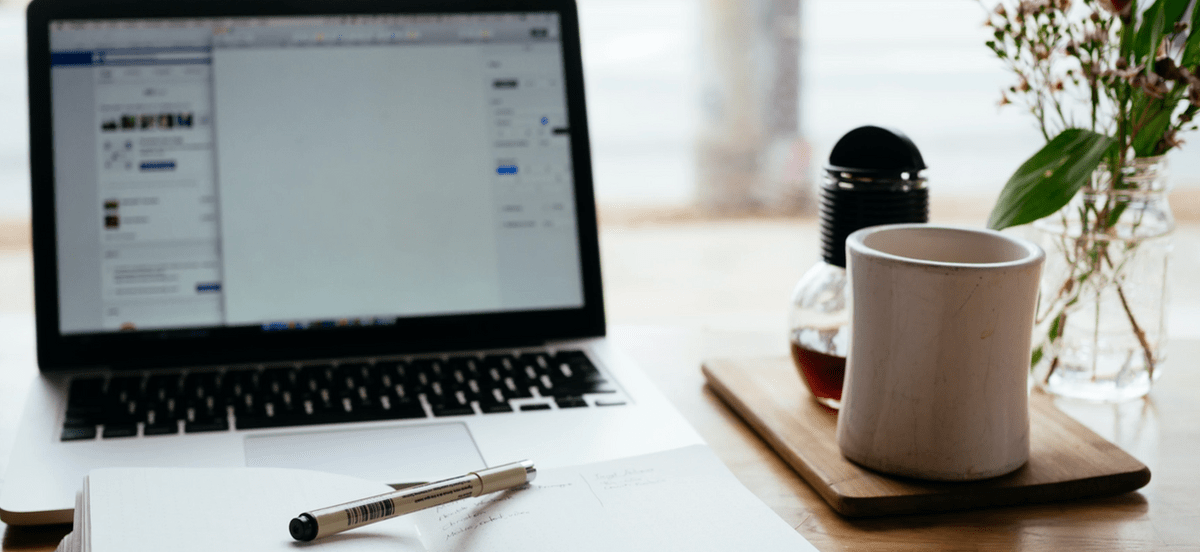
top-left (701, 356), bottom-right (1151, 517)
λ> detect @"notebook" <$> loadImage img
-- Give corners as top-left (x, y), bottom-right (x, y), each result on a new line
top-left (2, 0), bottom-right (702, 525)
top-left (55, 446), bottom-right (819, 552)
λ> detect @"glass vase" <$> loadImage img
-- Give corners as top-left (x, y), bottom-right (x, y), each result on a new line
top-left (1030, 155), bottom-right (1174, 402)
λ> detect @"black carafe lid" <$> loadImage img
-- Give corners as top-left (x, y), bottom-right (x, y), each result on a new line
top-left (820, 126), bottom-right (929, 268)
top-left (826, 125), bottom-right (927, 179)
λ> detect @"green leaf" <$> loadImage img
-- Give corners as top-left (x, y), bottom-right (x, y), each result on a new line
top-left (1120, 0), bottom-right (1140, 58)
top-left (1184, 6), bottom-right (1200, 67)
top-left (987, 129), bottom-right (1116, 230)
top-left (1132, 84), bottom-right (1188, 156)
top-left (1161, 0), bottom-right (1191, 33)
top-left (1133, 98), bottom-right (1176, 156)
top-left (1141, 0), bottom-right (1192, 65)
top-left (1134, 0), bottom-right (1165, 69)
top-left (1107, 201), bottom-right (1131, 227)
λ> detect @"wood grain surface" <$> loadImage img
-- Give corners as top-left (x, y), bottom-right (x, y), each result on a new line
top-left (702, 356), bottom-right (1151, 517)
top-left (6, 219), bottom-right (1200, 551)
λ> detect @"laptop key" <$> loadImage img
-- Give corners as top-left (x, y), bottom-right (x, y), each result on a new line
top-left (63, 415), bottom-right (97, 428)
top-left (479, 401), bottom-right (513, 414)
top-left (370, 394), bottom-right (424, 420)
top-left (237, 415), bottom-right (288, 430)
top-left (183, 372), bottom-right (218, 403)
top-left (164, 397), bottom-right (184, 420)
top-left (66, 377), bottom-right (105, 420)
top-left (429, 387), bottom-right (474, 417)
top-left (546, 380), bottom-right (616, 397)
top-left (501, 377), bottom-right (532, 398)
top-left (143, 420), bottom-right (179, 436)
top-left (185, 418), bottom-right (229, 433)
top-left (446, 357), bottom-right (482, 383)
top-left (107, 375), bottom-right (143, 400)
top-left (102, 423), bottom-right (138, 438)
top-left (238, 397), bottom-right (307, 429)
top-left (143, 425), bottom-right (178, 436)
top-left (477, 387), bottom-right (512, 414)
top-left (432, 404), bottom-right (475, 417)
top-left (554, 396), bottom-right (588, 408)
top-left (517, 352), bottom-right (552, 372)
top-left (301, 364), bottom-right (336, 390)
top-left (519, 403), bottom-right (552, 411)
top-left (217, 369), bottom-right (246, 400)
top-left (61, 426), bottom-right (97, 441)
top-left (67, 376), bottom-right (105, 398)
top-left (140, 408), bottom-right (178, 435)
top-left (146, 374), bottom-right (183, 403)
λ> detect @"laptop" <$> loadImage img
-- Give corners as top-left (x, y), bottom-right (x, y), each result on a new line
top-left (1, 0), bottom-right (702, 525)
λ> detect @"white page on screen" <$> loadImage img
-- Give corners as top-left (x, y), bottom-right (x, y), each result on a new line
top-left (211, 45), bottom-right (501, 325)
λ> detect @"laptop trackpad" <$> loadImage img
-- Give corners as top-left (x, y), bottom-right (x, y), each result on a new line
top-left (243, 423), bottom-right (485, 484)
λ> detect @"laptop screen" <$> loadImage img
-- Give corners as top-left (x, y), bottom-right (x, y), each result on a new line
top-left (45, 13), bottom-right (586, 337)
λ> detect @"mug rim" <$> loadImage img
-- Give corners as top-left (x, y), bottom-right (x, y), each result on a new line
top-left (846, 223), bottom-right (1045, 269)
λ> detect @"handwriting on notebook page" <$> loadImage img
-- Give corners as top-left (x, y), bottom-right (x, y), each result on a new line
top-left (426, 466), bottom-right (670, 544)
top-left (590, 467), bottom-right (665, 491)
top-left (410, 446), bottom-right (819, 552)
top-left (420, 477), bottom-right (619, 552)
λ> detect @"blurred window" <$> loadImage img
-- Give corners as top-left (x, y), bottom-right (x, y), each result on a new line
top-left (2, 0), bottom-right (1196, 219)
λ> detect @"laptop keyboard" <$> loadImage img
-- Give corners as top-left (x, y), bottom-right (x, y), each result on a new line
top-left (60, 350), bottom-right (621, 441)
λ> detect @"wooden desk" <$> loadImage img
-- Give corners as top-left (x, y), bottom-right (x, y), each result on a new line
top-left (2, 323), bottom-right (1197, 550)
top-left (613, 326), bottom-right (1200, 551)
top-left (3, 219), bottom-right (1199, 550)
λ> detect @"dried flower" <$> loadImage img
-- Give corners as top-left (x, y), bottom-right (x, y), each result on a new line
top-left (981, 0), bottom-right (1197, 156)
top-left (1155, 58), bottom-right (1183, 82)
top-left (1084, 28), bottom-right (1108, 45)
top-left (1140, 73), bottom-right (1169, 99)
top-left (1016, 0), bottom-right (1044, 18)
top-left (1096, 0), bottom-right (1131, 16)
top-left (1161, 128), bottom-right (1182, 149)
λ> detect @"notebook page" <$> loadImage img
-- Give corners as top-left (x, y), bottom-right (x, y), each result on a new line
top-left (85, 467), bottom-right (423, 552)
top-left (53, 491), bottom-right (84, 552)
top-left (412, 445), bottom-right (819, 552)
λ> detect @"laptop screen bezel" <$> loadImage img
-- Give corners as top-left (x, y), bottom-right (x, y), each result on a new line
top-left (27, 0), bottom-right (606, 371)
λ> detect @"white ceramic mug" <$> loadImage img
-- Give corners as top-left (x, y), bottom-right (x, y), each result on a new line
top-left (835, 224), bottom-right (1044, 481)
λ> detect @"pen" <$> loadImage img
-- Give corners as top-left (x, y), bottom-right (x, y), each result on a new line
top-left (288, 460), bottom-right (536, 542)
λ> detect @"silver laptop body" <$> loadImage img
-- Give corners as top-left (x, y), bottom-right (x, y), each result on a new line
top-left (2, 0), bottom-right (701, 525)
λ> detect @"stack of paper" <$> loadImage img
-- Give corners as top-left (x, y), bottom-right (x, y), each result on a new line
top-left (57, 445), bottom-right (819, 551)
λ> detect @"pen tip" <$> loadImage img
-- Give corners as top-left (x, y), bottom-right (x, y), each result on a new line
top-left (290, 513), bottom-right (318, 542)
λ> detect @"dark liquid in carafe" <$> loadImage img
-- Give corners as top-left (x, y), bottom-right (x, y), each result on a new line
top-left (789, 340), bottom-right (846, 409)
